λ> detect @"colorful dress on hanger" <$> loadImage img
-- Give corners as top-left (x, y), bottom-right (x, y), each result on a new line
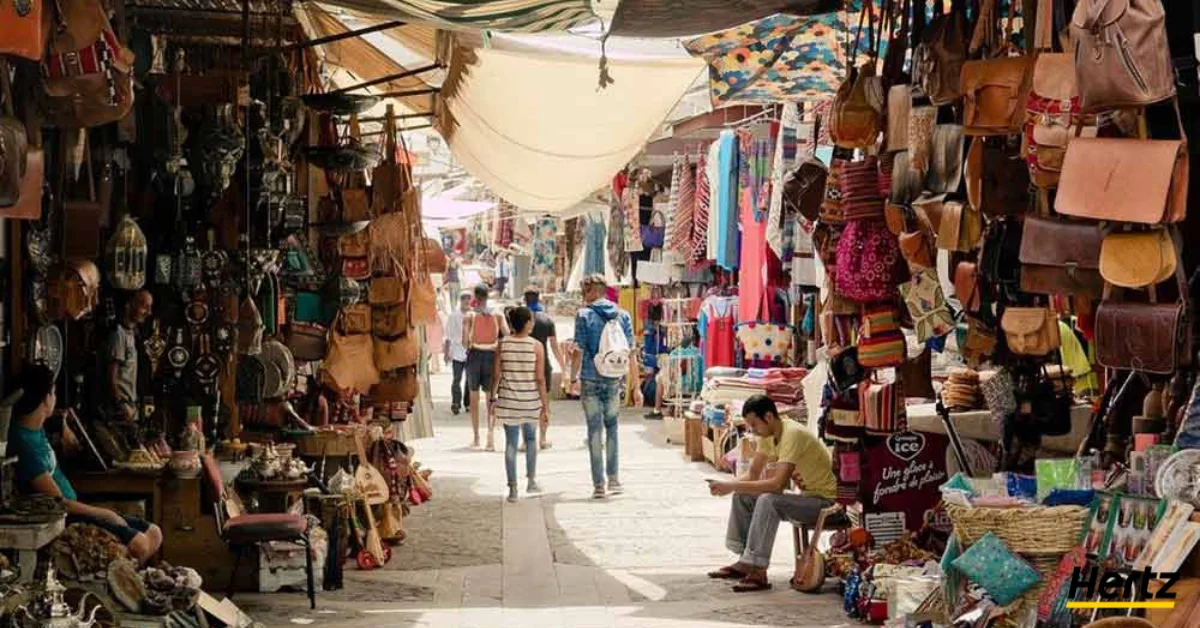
top-left (667, 156), bottom-right (695, 260)
top-left (692, 152), bottom-right (711, 264)
top-left (705, 142), bottom-right (722, 261)
top-left (532, 218), bottom-right (558, 282)
top-left (715, 129), bottom-right (740, 271)
top-left (739, 136), bottom-right (774, 323)
top-left (699, 296), bottom-right (737, 370)
top-left (622, 186), bottom-right (644, 253)
top-left (583, 213), bottom-right (606, 276)
top-left (607, 196), bottom-right (629, 278)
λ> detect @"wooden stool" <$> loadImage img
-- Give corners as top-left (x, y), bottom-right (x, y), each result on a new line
top-left (790, 504), bottom-right (856, 557)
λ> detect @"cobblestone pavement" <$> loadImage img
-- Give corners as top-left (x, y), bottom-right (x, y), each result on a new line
top-left (238, 368), bottom-right (849, 628)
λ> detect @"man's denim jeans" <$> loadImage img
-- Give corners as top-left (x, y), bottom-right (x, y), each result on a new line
top-left (581, 378), bottom-right (622, 487)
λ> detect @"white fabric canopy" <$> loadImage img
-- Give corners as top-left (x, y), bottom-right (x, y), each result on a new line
top-left (439, 46), bottom-right (704, 213)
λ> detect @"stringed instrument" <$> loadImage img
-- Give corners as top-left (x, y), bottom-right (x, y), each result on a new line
top-left (353, 429), bottom-right (389, 506)
top-left (355, 495), bottom-right (389, 569)
top-left (791, 504), bottom-right (841, 593)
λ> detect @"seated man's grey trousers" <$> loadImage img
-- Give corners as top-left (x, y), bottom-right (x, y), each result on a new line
top-left (725, 493), bottom-right (833, 568)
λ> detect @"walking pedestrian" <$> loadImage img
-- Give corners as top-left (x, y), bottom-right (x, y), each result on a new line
top-left (464, 284), bottom-right (509, 449)
top-left (524, 288), bottom-right (564, 451)
top-left (573, 274), bottom-right (639, 499)
top-left (489, 306), bottom-right (546, 502)
top-left (444, 290), bottom-right (472, 415)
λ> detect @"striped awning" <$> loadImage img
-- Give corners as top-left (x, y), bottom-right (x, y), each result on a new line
top-left (319, 0), bottom-right (598, 32)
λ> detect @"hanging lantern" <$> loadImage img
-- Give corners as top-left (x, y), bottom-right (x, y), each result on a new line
top-left (105, 216), bottom-right (147, 290)
top-left (172, 236), bottom-right (202, 291)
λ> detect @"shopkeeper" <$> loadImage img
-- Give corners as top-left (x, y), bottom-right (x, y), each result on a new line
top-left (706, 394), bottom-right (836, 592)
top-left (103, 289), bottom-right (153, 421)
top-left (9, 364), bottom-right (163, 563)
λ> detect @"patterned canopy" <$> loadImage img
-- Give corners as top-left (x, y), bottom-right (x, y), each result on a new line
top-left (684, 2), bottom-right (885, 104)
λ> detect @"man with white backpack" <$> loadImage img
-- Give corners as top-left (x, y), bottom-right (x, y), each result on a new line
top-left (574, 274), bottom-right (639, 499)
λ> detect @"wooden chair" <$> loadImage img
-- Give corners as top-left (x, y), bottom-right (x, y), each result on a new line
top-left (201, 454), bottom-right (316, 609)
top-left (789, 502), bottom-right (859, 558)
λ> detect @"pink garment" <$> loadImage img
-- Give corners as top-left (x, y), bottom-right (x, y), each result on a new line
top-left (738, 187), bottom-right (768, 323)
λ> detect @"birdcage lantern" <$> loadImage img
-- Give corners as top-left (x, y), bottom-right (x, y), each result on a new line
top-left (106, 216), bottom-right (147, 290)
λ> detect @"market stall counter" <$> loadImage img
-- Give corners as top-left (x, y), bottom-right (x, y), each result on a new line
top-left (906, 402), bottom-right (1092, 454)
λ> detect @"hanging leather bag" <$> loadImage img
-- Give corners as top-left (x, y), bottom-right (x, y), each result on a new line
top-left (338, 303), bottom-right (372, 335)
top-left (783, 158), bottom-right (828, 222)
top-left (966, 137), bottom-right (1031, 217)
top-left (925, 124), bottom-right (965, 195)
top-left (0, 61), bottom-right (28, 209)
top-left (374, 331), bottom-right (420, 371)
top-left (287, 322), bottom-right (328, 362)
top-left (0, 0), bottom-right (48, 60)
top-left (1095, 231), bottom-right (1189, 374)
top-left (373, 367), bottom-right (419, 404)
top-left (954, 261), bottom-right (981, 313)
top-left (1019, 217), bottom-right (1103, 296)
top-left (913, 0), bottom-right (968, 105)
top-left (1055, 106), bottom-right (1188, 224)
top-left (42, 0), bottom-right (136, 128)
top-left (368, 270), bottom-right (407, 306)
top-left (422, 238), bottom-right (447, 274)
top-left (1001, 306), bottom-right (1061, 356)
top-left (830, 2), bottom-right (883, 150)
top-left (1099, 228), bottom-right (1177, 290)
top-left (936, 201), bottom-right (982, 252)
top-left (1070, 0), bottom-right (1175, 110)
top-left (960, 1), bottom-right (1034, 137)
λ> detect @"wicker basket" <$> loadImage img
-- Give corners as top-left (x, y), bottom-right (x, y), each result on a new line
top-left (945, 504), bottom-right (1089, 554)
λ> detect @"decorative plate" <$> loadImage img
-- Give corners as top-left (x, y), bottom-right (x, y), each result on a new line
top-left (260, 339), bottom-right (295, 398)
top-left (33, 324), bottom-right (64, 377)
top-left (1155, 449), bottom-right (1200, 505)
top-left (167, 343), bottom-right (191, 370)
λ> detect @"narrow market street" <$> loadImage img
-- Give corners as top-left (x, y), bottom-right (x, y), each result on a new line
top-left (239, 368), bottom-right (849, 628)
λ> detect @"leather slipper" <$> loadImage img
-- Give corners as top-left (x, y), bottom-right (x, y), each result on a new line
top-left (731, 576), bottom-right (773, 593)
top-left (706, 566), bottom-right (746, 580)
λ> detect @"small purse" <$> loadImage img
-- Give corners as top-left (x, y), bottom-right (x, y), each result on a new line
top-left (900, 268), bottom-right (955, 342)
top-left (373, 367), bottom-right (419, 403)
top-left (1000, 307), bottom-right (1060, 356)
top-left (1099, 228), bottom-right (1177, 290)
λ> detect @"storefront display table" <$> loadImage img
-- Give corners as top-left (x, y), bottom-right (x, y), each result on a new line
top-left (906, 402), bottom-right (1091, 454)
top-left (0, 515), bottom-right (65, 582)
top-left (68, 469), bottom-right (165, 527)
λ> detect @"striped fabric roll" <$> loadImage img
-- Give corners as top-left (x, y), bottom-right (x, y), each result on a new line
top-left (691, 153), bottom-right (711, 262)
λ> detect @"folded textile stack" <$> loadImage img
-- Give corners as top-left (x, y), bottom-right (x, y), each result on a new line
top-left (941, 368), bottom-right (981, 412)
top-left (701, 368), bottom-right (807, 406)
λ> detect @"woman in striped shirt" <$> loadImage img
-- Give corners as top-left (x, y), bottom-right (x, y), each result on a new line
top-left (489, 306), bottom-right (549, 502)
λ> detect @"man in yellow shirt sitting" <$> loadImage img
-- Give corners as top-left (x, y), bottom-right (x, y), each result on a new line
top-left (706, 394), bottom-right (837, 592)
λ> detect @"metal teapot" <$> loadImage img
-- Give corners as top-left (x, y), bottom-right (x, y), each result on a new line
top-left (15, 567), bottom-right (101, 628)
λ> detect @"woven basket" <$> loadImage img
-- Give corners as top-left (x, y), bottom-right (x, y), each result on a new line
top-left (946, 504), bottom-right (1089, 554)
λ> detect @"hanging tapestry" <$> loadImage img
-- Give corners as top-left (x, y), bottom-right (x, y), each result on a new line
top-left (607, 196), bottom-right (628, 279)
top-left (668, 157), bottom-right (695, 259)
top-left (683, 2), bottom-right (884, 104)
top-left (621, 186), bottom-right (644, 253)
top-left (532, 218), bottom-right (558, 281)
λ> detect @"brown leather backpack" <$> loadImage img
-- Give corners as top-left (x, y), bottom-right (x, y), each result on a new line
top-left (1070, 0), bottom-right (1175, 110)
top-left (830, 62), bottom-right (883, 149)
top-left (42, 0), bottom-right (136, 128)
top-left (912, 0), bottom-right (968, 105)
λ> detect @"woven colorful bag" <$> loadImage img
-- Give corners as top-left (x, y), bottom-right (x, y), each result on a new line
top-left (835, 220), bottom-right (902, 303)
top-left (857, 307), bottom-right (906, 368)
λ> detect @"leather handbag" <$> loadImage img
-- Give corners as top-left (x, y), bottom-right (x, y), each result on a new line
top-left (1056, 134), bottom-right (1188, 224)
top-left (368, 272), bottom-right (407, 305)
top-left (782, 158), bottom-right (828, 222)
top-left (42, 0), bottom-right (135, 128)
top-left (926, 124), bottom-right (965, 195)
top-left (0, 0), bottom-right (47, 60)
top-left (0, 65), bottom-right (28, 208)
top-left (48, 259), bottom-right (100, 321)
top-left (339, 230), bottom-right (372, 280)
top-left (342, 187), bottom-right (371, 223)
top-left (325, 328), bottom-right (380, 394)
top-left (372, 304), bottom-right (409, 338)
top-left (287, 322), bottom-right (328, 362)
top-left (1001, 307), bottom-right (1061, 356)
top-left (897, 346), bottom-right (937, 399)
top-left (408, 272), bottom-right (438, 326)
top-left (1099, 228), bottom-right (1176, 289)
top-left (830, 62), bottom-right (884, 150)
top-left (961, 55), bottom-right (1035, 136)
top-left (374, 331), bottom-right (420, 371)
top-left (1019, 217), bottom-right (1103, 296)
top-left (937, 201), bottom-right (982, 252)
top-left (1096, 299), bottom-right (1187, 375)
top-left (338, 303), bottom-right (372, 335)
top-left (373, 367), bottom-right (419, 403)
top-left (961, 317), bottom-right (998, 368)
top-left (2, 147), bottom-right (42, 220)
top-left (1070, 0), bottom-right (1175, 110)
top-left (954, 261), bottom-right (981, 313)
top-left (979, 218), bottom-right (1023, 287)
top-left (913, 0), bottom-right (968, 105)
top-left (422, 238), bottom-right (447, 274)
top-left (967, 137), bottom-right (1031, 217)
top-left (886, 84), bottom-right (911, 152)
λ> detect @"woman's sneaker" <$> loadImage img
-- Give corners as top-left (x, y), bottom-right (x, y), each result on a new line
top-left (607, 479), bottom-right (624, 495)
top-left (592, 485), bottom-right (606, 499)
top-left (527, 479), bottom-right (542, 494)
top-left (507, 485), bottom-right (519, 503)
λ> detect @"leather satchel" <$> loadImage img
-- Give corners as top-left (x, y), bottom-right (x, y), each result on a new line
top-left (925, 124), bottom-right (965, 195)
top-left (783, 158), bottom-right (828, 221)
top-left (325, 326), bottom-right (379, 394)
top-left (1001, 307), bottom-right (1061, 356)
top-left (368, 272), bottom-right (407, 306)
top-left (408, 272), bottom-right (438, 325)
top-left (0, 65), bottom-right (27, 208)
top-left (373, 367), bottom-right (419, 403)
top-left (423, 238), bottom-right (447, 274)
top-left (954, 261), bottom-right (981, 313)
top-left (287, 322), bottom-right (328, 362)
top-left (0, 0), bottom-right (48, 60)
top-left (42, 0), bottom-right (136, 128)
top-left (913, 5), bottom-right (968, 105)
top-left (1096, 301), bottom-right (1187, 375)
top-left (1019, 217), bottom-right (1103, 296)
top-left (374, 331), bottom-right (420, 371)
top-left (338, 303), bottom-right (372, 335)
top-left (937, 201), bottom-right (982, 252)
top-left (372, 304), bottom-right (409, 338)
top-left (830, 63), bottom-right (883, 150)
top-left (1099, 228), bottom-right (1176, 289)
top-left (1070, 0), bottom-right (1175, 110)
top-left (961, 55), bottom-right (1035, 136)
top-left (967, 137), bottom-right (1030, 217)
top-left (1056, 136), bottom-right (1188, 224)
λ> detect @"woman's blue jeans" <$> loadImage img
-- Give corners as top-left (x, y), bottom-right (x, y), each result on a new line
top-left (504, 422), bottom-right (538, 485)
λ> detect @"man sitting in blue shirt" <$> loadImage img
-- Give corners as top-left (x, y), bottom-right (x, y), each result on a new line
top-left (8, 364), bottom-right (162, 564)
top-left (573, 274), bottom-right (639, 499)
